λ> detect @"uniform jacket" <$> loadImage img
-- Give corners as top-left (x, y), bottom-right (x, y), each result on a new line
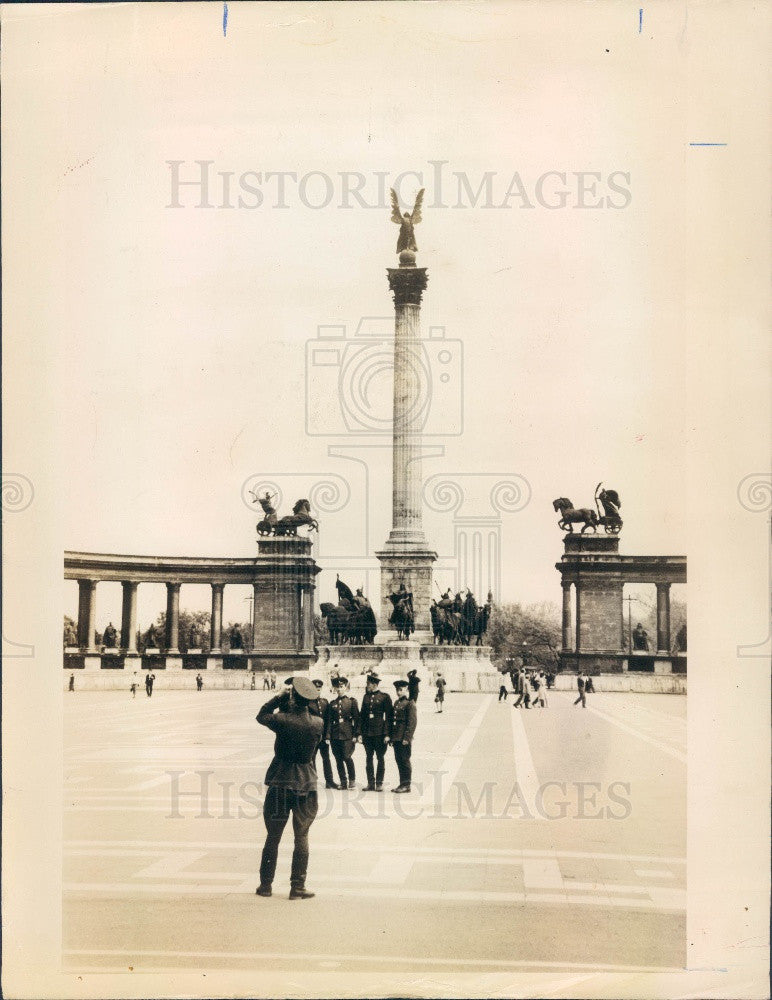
top-left (390, 695), bottom-right (418, 743)
top-left (359, 689), bottom-right (393, 739)
top-left (310, 696), bottom-right (329, 721)
top-left (257, 695), bottom-right (324, 792)
top-left (325, 694), bottom-right (360, 741)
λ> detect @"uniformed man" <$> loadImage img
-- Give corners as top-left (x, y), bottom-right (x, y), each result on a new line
top-left (325, 676), bottom-right (360, 789)
top-left (390, 679), bottom-right (417, 793)
top-left (358, 673), bottom-right (393, 791)
top-left (310, 678), bottom-right (339, 789)
top-left (255, 675), bottom-right (323, 900)
top-left (407, 668), bottom-right (420, 703)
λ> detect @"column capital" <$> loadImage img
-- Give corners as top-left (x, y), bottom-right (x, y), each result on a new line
top-left (387, 266), bottom-right (428, 306)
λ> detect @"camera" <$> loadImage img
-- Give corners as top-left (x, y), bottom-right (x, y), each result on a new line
top-left (305, 318), bottom-right (463, 437)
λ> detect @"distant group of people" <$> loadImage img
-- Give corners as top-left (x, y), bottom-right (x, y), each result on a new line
top-left (499, 667), bottom-right (555, 707)
top-left (498, 666), bottom-right (596, 709)
top-left (262, 670), bottom-right (277, 690)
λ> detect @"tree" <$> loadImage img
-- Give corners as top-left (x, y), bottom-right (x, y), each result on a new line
top-left (143, 609), bottom-right (212, 653)
top-left (487, 601), bottom-right (561, 670)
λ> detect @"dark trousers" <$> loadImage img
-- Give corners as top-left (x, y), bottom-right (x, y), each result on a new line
top-left (498, 685), bottom-right (508, 701)
top-left (574, 691), bottom-right (586, 707)
top-left (393, 741), bottom-right (412, 787)
top-left (362, 736), bottom-right (387, 786)
top-left (259, 785), bottom-right (318, 889)
top-left (315, 740), bottom-right (335, 786)
top-left (514, 690), bottom-right (529, 707)
top-left (330, 739), bottom-right (355, 786)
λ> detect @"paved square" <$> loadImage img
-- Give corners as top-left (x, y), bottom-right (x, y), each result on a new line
top-left (63, 688), bottom-right (685, 974)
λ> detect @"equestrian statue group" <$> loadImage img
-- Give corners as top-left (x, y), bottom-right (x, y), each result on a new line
top-left (552, 483), bottom-right (623, 535)
top-left (430, 588), bottom-right (492, 646)
top-left (251, 491), bottom-right (319, 536)
top-left (320, 578), bottom-right (379, 646)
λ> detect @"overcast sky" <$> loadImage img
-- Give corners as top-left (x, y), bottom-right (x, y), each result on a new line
top-left (6, 2), bottom-right (753, 628)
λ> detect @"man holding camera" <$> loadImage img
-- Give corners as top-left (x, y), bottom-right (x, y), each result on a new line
top-left (255, 675), bottom-right (323, 900)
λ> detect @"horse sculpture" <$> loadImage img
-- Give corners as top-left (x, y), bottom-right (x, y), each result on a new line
top-left (552, 497), bottom-right (599, 534)
top-left (319, 577), bottom-right (377, 645)
top-left (430, 591), bottom-right (491, 645)
top-left (388, 587), bottom-right (415, 640)
top-left (255, 496), bottom-right (318, 537)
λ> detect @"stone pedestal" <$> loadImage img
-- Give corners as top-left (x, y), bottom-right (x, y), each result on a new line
top-left (252, 536), bottom-right (320, 672)
top-left (376, 547), bottom-right (437, 633)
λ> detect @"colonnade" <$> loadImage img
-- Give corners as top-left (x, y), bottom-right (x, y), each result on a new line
top-left (560, 579), bottom-right (675, 654)
top-left (75, 577), bottom-right (229, 654)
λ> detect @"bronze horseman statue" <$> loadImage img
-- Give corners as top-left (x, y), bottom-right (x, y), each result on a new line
top-left (388, 582), bottom-right (415, 640)
top-left (390, 187), bottom-right (424, 261)
top-left (429, 589), bottom-right (492, 646)
top-left (320, 577), bottom-right (378, 645)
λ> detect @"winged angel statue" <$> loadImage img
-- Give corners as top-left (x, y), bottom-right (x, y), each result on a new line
top-left (390, 187), bottom-right (425, 255)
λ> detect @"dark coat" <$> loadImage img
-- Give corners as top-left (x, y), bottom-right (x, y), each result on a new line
top-left (390, 695), bottom-right (417, 743)
top-left (325, 694), bottom-right (360, 741)
top-left (359, 690), bottom-right (393, 739)
top-left (257, 695), bottom-right (323, 792)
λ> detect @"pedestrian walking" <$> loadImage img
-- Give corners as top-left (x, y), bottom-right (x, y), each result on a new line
top-left (255, 675), bottom-right (322, 900)
top-left (269, 669), bottom-right (277, 690)
top-left (68, 673), bottom-right (75, 692)
top-left (498, 679), bottom-right (508, 701)
top-left (263, 672), bottom-right (270, 689)
top-left (434, 674), bottom-right (446, 713)
top-left (390, 680), bottom-right (417, 792)
top-left (513, 668), bottom-right (531, 709)
top-left (407, 668), bottom-right (420, 703)
top-left (573, 671), bottom-right (587, 708)
top-left (531, 671), bottom-right (546, 708)
top-left (326, 676), bottom-right (359, 789)
top-left (585, 674), bottom-right (595, 694)
top-left (196, 672), bottom-right (203, 692)
top-left (310, 678), bottom-right (338, 789)
top-left (358, 673), bottom-right (393, 792)
top-left (145, 672), bottom-right (155, 697)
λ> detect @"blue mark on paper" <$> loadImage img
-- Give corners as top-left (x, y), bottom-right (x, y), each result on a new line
top-left (223, 2), bottom-right (228, 37)
top-left (689, 143), bottom-right (728, 147)
top-left (638, 8), bottom-right (643, 33)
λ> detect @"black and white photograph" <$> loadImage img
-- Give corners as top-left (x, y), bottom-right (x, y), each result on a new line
top-left (1, 3), bottom-right (769, 999)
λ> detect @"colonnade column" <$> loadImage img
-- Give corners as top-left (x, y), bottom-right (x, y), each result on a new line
top-left (120, 581), bottom-right (139, 652)
top-left (77, 579), bottom-right (98, 651)
top-left (574, 583), bottom-right (582, 653)
top-left (561, 581), bottom-right (572, 652)
top-left (165, 582), bottom-right (181, 654)
top-left (210, 583), bottom-right (224, 654)
top-left (656, 582), bottom-right (671, 654)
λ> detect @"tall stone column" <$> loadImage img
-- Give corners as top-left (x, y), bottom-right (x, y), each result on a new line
top-left (561, 582), bottom-right (572, 652)
top-left (120, 581), bottom-right (139, 652)
top-left (165, 582), bottom-right (181, 653)
top-left (77, 579), bottom-right (98, 651)
top-left (376, 258), bottom-right (437, 634)
top-left (210, 583), bottom-right (224, 653)
top-left (656, 582), bottom-right (671, 653)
